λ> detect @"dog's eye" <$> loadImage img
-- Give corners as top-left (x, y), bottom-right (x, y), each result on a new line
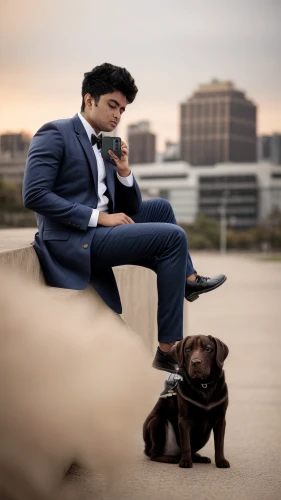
top-left (205, 347), bottom-right (213, 352)
top-left (185, 348), bottom-right (191, 352)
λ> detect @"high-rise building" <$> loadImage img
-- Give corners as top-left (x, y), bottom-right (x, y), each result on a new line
top-left (270, 133), bottom-right (281, 165)
top-left (0, 133), bottom-right (30, 157)
top-left (163, 141), bottom-right (180, 162)
top-left (257, 133), bottom-right (281, 165)
top-left (180, 80), bottom-right (257, 165)
top-left (257, 135), bottom-right (271, 161)
top-left (0, 133), bottom-right (30, 183)
top-left (127, 121), bottom-right (156, 164)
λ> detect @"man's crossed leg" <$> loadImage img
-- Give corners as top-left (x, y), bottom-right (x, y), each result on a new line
top-left (91, 198), bottom-right (226, 373)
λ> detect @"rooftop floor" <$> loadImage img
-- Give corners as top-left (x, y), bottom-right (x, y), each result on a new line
top-left (74, 251), bottom-right (281, 499)
top-left (1, 230), bottom-right (280, 499)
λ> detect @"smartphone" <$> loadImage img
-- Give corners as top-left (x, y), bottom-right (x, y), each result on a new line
top-left (101, 137), bottom-right (122, 162)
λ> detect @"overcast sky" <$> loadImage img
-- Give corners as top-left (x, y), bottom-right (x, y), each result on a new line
top-left (0, 0), bottom-right (280, 151)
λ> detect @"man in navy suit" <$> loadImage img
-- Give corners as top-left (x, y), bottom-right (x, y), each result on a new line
top-left (23, 63), bottom-right (226, 373)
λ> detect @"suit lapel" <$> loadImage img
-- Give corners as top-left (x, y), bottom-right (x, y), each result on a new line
top-left (72, 114), bottom-right (98, 195)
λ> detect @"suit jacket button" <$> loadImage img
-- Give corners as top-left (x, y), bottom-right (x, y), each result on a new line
top-left (83, 243), bottom-right (89, 249)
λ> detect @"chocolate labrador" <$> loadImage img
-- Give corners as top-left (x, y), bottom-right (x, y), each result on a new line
top-left (143, 335), bottom-right (230, 468)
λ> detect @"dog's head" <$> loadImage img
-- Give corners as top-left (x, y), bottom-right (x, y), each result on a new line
top-left (173, 335), bottom-right (229, 380)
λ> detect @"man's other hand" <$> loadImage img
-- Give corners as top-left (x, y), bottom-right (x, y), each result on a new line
top-left (98, 212), bottom-right (135, 226)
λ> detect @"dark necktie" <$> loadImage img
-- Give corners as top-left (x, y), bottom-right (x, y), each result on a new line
top-left (91, 134), bottom-right (102, 149)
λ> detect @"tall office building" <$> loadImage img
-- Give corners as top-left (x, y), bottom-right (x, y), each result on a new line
top-left (180, 80), bottom-right (257, 165)
top-left (270, 134), bottom-right (281, 165)
top-left (257, 133), bottom-right (281, 165)
top-left (163, 141), bottom-right (180, 162)
top-left (128, 121), bottom-right (156, 164)
top-left (0, 133), bottom-right (31, 183)
top-left (257, 135), bottom-right (271, 161)
top-left (0, 133), bottom-right (30, 157)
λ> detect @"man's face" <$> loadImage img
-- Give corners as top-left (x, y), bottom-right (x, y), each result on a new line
top-left (84, 91), bottom-right (127, 134)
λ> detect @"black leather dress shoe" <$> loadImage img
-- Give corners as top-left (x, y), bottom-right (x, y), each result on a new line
top-left (152, 347), bottom-right (179, 374)
top-left (185, 274), bottom-right (227, 302)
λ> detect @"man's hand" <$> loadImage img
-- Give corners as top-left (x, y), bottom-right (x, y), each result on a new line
top-left (98, 212), bottom-right (135, 226)
top-left (108, 140), bottom-right (131, 177)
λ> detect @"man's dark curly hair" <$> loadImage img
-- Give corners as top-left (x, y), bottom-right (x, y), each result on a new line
top-left (81, 63), bottom-right (138, 111)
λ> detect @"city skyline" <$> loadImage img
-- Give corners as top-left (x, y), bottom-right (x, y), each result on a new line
top-left (1, 0), bottom-right (280, 151)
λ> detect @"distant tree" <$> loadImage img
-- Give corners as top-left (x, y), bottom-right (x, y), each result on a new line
top-left (0, 180), bottom-right (23, 208)
top-left (180, 209), bottom-right (281, 251)
top-left (180, 213), bottom-right (220, 249)
top-left (255, 208), bottom-right (281, 250)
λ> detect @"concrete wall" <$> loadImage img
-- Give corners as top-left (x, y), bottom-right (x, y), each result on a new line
top-left (0, 230), bottom-right (188, 354)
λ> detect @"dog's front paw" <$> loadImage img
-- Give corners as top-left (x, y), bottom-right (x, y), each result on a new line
top-left (216, 459), bottom-right (230, 468)
top-left (179, 459), bottom-right (193, 468)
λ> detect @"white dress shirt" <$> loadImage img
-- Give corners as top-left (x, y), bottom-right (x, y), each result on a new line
top-left (78, 113), bottom-right (134, 227)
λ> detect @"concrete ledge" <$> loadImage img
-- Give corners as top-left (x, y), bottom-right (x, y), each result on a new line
top-left (0, 246), bottom-right (44, 284)
top-left (0, 229), bottom-right (187, 354)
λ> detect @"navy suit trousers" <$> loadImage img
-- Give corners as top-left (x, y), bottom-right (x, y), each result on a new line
top-left (91, 198), bottom-right (196, 343)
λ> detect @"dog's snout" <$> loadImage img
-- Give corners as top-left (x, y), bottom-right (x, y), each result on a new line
top-left (191, 358), bottom-right (202, 366)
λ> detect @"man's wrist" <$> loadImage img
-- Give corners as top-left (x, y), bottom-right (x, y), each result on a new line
top-left (117, 168), bottom-right (131, 177)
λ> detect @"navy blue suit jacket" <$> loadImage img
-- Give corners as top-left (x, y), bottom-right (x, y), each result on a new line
top-left (23, 114), bottom-right (142, 313)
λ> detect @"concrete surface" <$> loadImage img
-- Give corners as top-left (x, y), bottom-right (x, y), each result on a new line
top-left (0, 228), bottom-right (170, 354)
top-left (0, 228), bottom-right (36, 252)
top-left (1, 229), bottom-right (281, 499)
top-left (67, 251), bottom-right (281, 500)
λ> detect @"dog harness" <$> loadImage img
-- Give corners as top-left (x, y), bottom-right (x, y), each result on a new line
top-left (160, 373), bottom-right (228, 411)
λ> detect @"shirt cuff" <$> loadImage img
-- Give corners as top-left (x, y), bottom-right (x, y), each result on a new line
top-left (117, 171), bottom-right (134, 187)
top-left (88, 209), bottom-right (99, 227)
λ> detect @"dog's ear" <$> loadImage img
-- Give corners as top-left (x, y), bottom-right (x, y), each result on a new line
top-left (173, 337), bottom-right (191, 369)
top-left (208, 336), bottom-right (229, 369)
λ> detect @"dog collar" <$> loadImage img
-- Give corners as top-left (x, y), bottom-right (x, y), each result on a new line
top-left (199, 379), bottom-right (219, 389)
top-left (181, 371), bottom-right (224, 390)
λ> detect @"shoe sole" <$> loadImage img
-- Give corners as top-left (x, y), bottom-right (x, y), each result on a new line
top-left (186, 276), bottom-right (227, 302)
top-left (152, 360), bottom-right (179, 374)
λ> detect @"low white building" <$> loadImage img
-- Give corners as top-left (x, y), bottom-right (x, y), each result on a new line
top-left (0, 155), bottom-right (27, 183)
top-left (132, 161), bottom-right (281, 228)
